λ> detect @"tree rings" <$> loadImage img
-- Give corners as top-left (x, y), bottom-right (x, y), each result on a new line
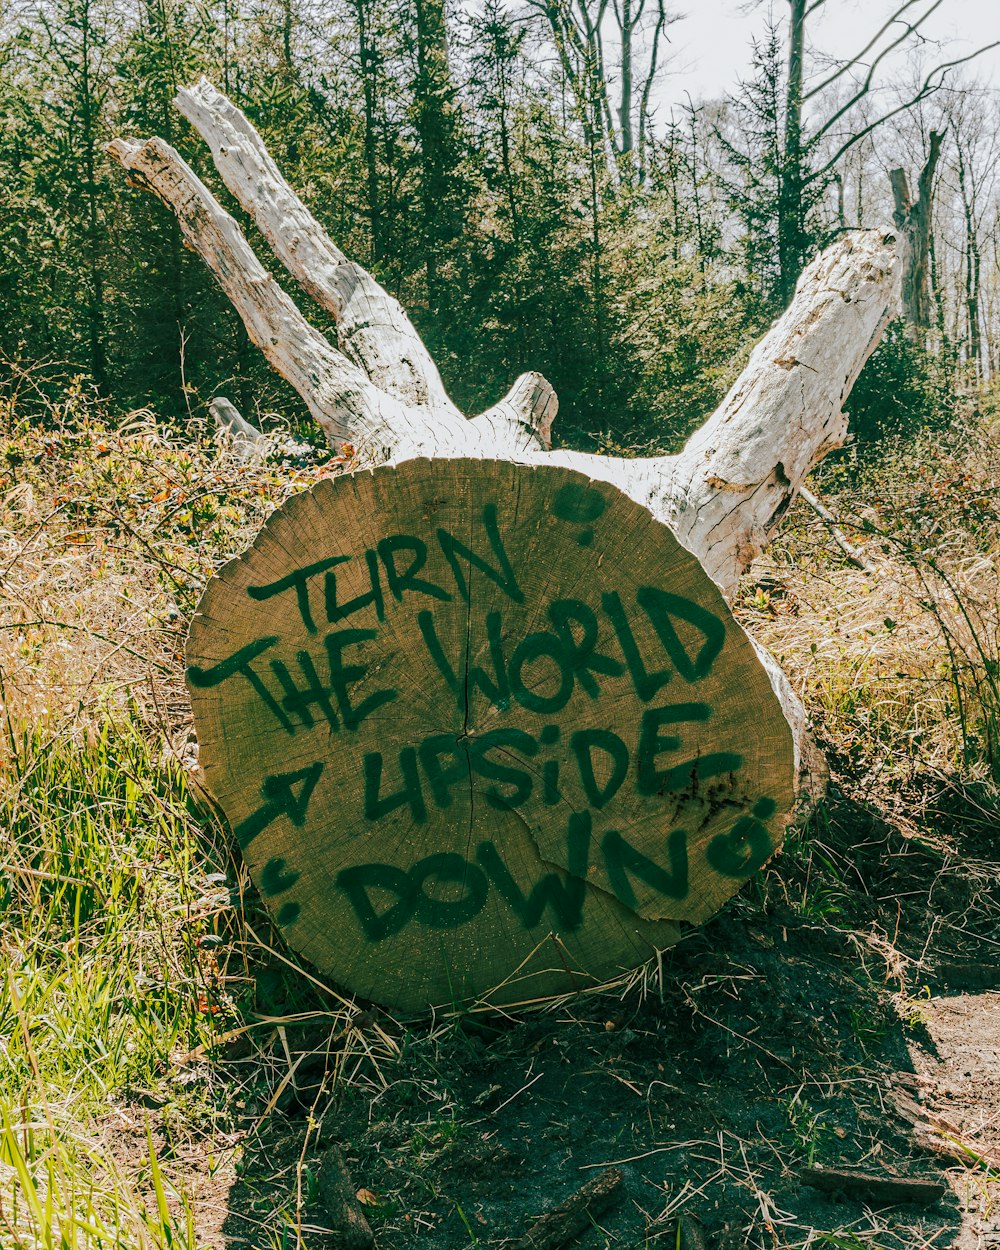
top-left (187, 459), bottom-right (795, 1012)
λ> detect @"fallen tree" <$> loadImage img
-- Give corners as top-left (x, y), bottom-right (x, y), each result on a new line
top-left (109, 80), bottom-right (898, 1012)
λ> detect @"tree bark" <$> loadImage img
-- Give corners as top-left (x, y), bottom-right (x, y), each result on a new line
top-left (354, 0), bottom-right (382, 264)
top-left (174, 78), bottom-right (460, 421)
top-left (956, 139), bottom-right (983, 373)
top-left (890, 128), bottom-right (943, 337)
top-left (511, 1168), bottom-right (623, 1249)
top-left (778, 0), bottom-right (806, 307)
top-left (316, 1145), bottom-right (375, 1250)
top-left (108, 81), bottom-right (900, 799)
top-left (617, 0), bottom-right (633, 160)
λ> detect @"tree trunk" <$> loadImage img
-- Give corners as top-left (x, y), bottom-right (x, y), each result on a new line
top-left (956, 141), bottom-right (982, 374)
top-left (890, 129), bottom-right (943, 338)
top-left (109, 80), bottom-right (898, 749)
top-left (413, 0), bottom-right (459, 313)
top-left (618, 0), bottom-right (633, 161)
top-left (778, 0), bottom-right (806, 307)
top-left (77, 0), bottom-right (109, 393)
top-left (108, 84), bottom-right (898, 1012)
top-left (355, 0), bottom-right (382, 264)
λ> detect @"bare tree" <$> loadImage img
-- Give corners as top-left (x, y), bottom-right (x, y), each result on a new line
top-left (526, 0), bottom-right (674, 181)
top-left (890, 127), bottom-right (944, 337)
top-left (772, 0), bottom-right (996, 305)
top-left (930, 87), bottom-right (1000, 375)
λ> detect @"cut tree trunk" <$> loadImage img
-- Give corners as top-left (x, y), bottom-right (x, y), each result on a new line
top-left (108, 81), bottom-right (898, 1013)
top-left (185, 457), bottom-right (797, 1009)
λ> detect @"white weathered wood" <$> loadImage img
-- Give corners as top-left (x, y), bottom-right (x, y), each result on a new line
top-left (209, 397), bottom-right (312, 464)
top-left (176, 77), bottom-right (462, 422)
top-left (170, 83), bottom-right (898, 581)
top-left (209, 395), bottom-right (272, 463)
top-left (799, 484), bottom-right (878, 575)
top-left (107, 136), bottom-right (426, 457)
top-left (471, 370), bottom-right (558, 451)
top-left (643, 229), bottom-right (898, 596)
top-left (173, 79), bottom-right (555, 453)
top-left (108, 84), bottom-right (901, 802)
top-left (110, 121), bottom-right (895, 590)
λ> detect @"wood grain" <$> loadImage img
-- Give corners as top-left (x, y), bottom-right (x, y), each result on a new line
top-left (188, 459), bottom-right (795, 1012)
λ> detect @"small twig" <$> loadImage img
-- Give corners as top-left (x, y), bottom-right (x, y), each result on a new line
top-left (0, 603), bottom-right (173, 673)
top-left (482, 1069), bottom-right (544, 1118)
top-left (682, 990), bottom-right (797, 1073)
top-left (316, 1144), bottom-right (374, 1250)
top-left (800, 1164), bottom-right (945, 1206)
top-left (798, 485), bottom-right (878, 575)
top-left (509, 1167), bottom-right (623, 1250)
top-left (0, 863), bottom-right (96, 893)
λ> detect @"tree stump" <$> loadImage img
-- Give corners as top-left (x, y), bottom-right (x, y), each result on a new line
top-left (189, 459), bottom-right (794, 1010)
top-left (109, 79), bottom-right (900, 1012)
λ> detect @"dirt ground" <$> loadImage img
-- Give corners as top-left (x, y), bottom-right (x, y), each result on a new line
top-left (111, 762), bottom-right (1000, 1250)
top-left (909, 993), bottom-right (1000, 1250)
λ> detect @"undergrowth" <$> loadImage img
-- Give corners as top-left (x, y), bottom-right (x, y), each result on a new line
top-left (0, 385), bottom-right (380, 1247)
top-left (743, 419), bottom-right (1000, 793)
top-left (1, 379), bottom-right (999, 1247)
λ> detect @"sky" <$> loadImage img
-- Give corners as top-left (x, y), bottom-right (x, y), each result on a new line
top-left (657, 0), bottom-right (1000, 112)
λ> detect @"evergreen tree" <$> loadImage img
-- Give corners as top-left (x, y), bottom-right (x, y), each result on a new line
top-left (28, 0), bottom-right (118, 389)
top-left (114, 0), bottom-right (214, 411)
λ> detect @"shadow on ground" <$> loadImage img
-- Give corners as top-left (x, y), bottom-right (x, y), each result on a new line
top-left (211, 770), bottom-right (1000, 1250)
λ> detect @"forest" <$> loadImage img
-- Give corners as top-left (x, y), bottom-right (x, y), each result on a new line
top-left (2, 0), bottom-right (1000, 1247)
top-left (1, 0), bottom-right (998, 443)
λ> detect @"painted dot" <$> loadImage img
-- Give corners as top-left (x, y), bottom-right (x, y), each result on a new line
top-left (261, 855), bottom-right (301, 896)
top-left (752, 796), bottom-right (777, 820)
top-left (277, 901), bottom-right (301, 927)
top-left (540, 725), bottom-right (560, 745)
top-left (576, 529), bottom-right (594, 547)
top-left (552, 482), bottom-right (607, 524)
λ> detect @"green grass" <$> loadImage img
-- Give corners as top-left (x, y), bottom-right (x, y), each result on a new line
top-left (0, 406), bottom-right (399, 1246)
top-left (0, 711), bottom-right (395, 1248)
top-left (0, 1109), bottom-right (200, 1250)
top-left (1, 720), bottom-right (219, 1105)
top-left (0, 721), bottom-right (223, 1247)
top-left (3, 397), bottom-right (1000, 1248)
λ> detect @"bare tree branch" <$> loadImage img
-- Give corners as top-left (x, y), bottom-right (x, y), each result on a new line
top-left (802, 0), bottom-right (935, 103)
top-left (807, 44), bottom-right (1000, 183)
top-left (637, 0), bottom-right (668, 173)
top-left (174, 78), bottom-right (463, 423)
top-left (807, 0), bottom-right (944, 140)
top-left (106, 136), bottom-right (421, 454)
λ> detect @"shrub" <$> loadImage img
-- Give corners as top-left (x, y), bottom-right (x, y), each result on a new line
top-left (844, 319), bottom-right (953, 445)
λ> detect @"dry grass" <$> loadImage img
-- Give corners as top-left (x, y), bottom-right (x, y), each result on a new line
top-left (0, 382), bottom-right (350, 749)
top-left (2, 379), bottom-right (999, 1249)
top-left (0, 382), bottom-right (381, 1248)
top-left (740, 423), bottom-right (1000, 799)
